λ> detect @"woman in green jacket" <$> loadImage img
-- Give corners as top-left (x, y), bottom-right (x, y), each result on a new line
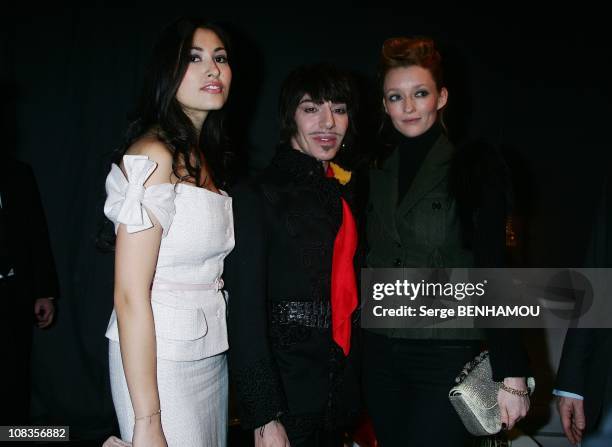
top-left (363, 36), bottom-right (531, 446)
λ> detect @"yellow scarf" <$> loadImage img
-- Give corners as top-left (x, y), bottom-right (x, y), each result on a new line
top-left (329, 162), bottom-right (352, 185)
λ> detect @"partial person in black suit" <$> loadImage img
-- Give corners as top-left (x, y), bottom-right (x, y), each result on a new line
top-left (555, 329), bottom-right (612, 445)
top-left (555, 177), bottom-right (612, 446)
top-left (0, 157), bottom-right (59, 424)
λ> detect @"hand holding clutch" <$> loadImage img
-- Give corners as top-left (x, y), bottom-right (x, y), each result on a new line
top-left (497, 377), bottom-right (530, 430)
top-left (449, 351), bottom-right (535, 436)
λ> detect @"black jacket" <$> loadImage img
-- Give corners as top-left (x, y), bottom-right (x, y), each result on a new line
top-left (0, 158), bottom-right (59, 303)
top-left (225, 148), bottom-right (360, 430)
top-left (556, 329), bottom-right (612, 432)
top-left (365, 136), bottom-right (530, 379)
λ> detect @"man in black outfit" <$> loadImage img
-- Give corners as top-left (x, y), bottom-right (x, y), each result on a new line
top-left (0, 157), bottom-right (59, 425)
top-left (555, 177), bottom-right (612, 446)
top-left (225, 64), bottom-right (361, 447)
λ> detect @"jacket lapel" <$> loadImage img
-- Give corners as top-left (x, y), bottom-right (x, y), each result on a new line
top-left (397, 135), bottom-right (454, 216)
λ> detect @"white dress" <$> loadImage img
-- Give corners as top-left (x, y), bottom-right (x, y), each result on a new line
top-left (103, 155), bottom-right (234, 447)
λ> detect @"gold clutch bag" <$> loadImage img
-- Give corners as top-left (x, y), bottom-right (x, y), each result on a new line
top-left (448, 351), bottom-right (535, 436)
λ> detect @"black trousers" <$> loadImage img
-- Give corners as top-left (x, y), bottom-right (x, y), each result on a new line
top-left (362, 330), bottom-right (480, 447)
top-left (0, 278), bottom-right (33, 425)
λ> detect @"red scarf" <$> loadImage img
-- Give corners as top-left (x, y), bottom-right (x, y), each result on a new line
top-left (326, 164), bottom-right (358, 356)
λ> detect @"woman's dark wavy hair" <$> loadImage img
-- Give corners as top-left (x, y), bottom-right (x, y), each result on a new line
top-left (97, 17), bottom-right (232, 252)
top-left (278, 63), bottom-right (358, 152)
top-left (115, 17), bottom-right (233, 188)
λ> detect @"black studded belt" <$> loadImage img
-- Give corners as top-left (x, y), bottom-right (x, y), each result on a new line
top-left (270, 300), bottom-right (332, 329)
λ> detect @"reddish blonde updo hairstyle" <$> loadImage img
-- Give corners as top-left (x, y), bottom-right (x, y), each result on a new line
top-left (379, 36), bottom-right (444, 90)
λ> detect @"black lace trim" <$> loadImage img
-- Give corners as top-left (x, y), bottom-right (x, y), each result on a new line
top-left (232, 357), bottom-right (287, 429)
top-left (271, 147), bottom-right (344, 224)
top-left (271, 148), bottom-right (345, 302)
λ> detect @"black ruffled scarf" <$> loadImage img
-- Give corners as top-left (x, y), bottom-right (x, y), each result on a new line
top-left (270, 145), bottom-right (347, 224)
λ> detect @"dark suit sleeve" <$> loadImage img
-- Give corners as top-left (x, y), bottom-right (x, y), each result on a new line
top-left (487, 329), bottom-right (530, 381)
top-left (24, 164), bottom-right (60, 300)
top-left (225, 182), bottom-right (287, 429)
top-left (474, 149), bottom-right (531, 380)
top-left (555, 328), bottom-right (599, 395)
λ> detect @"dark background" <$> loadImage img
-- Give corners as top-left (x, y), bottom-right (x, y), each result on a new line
top-left (0, 6), bottom-right (610, 442)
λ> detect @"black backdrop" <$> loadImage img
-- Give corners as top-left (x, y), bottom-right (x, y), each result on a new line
top-left (1, 6), bottom-right (610, 440)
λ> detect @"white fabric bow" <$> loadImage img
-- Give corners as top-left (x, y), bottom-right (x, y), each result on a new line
top-left (104, 155), bottom-right (176, 237)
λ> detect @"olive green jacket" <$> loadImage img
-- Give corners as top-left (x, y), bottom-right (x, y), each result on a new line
top-left (366, 134), bottom-right (480, 339)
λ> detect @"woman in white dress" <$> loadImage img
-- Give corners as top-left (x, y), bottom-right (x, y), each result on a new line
top-left (102, 17), bottom-right (234, 447)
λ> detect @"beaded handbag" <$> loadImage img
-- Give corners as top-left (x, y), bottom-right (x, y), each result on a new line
top-left (448, 351), bottom-right (535, 436)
